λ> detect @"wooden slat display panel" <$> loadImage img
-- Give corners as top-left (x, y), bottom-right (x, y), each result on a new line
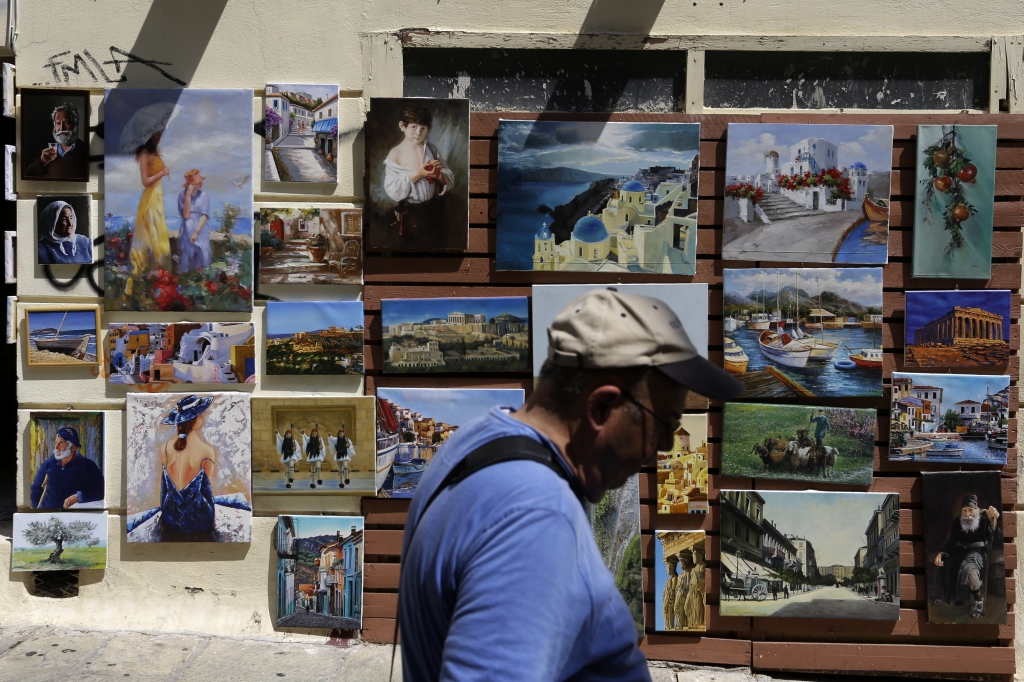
top-left (361, 113), bottom-right (1022, 678)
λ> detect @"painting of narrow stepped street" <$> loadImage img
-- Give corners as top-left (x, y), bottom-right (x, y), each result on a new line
top-left (264, 84), bottom-right (339, 183)
top-left (586, 474), bottom-right (643, 636)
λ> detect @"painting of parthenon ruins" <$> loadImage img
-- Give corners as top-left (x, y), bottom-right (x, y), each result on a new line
top-left (905, 290), bottom-right (1011, 368)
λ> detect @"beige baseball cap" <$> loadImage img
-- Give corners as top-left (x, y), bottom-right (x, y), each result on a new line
top-left (547, 288), bottom-right (743, 400)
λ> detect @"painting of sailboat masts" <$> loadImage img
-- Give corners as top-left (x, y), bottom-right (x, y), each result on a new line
top-left (904, 290), bottom-right (1011, 369)
top-left (722, 403), bottom-right (876, 485)
top-left (722, 123), bottom-right (893, 264)
top-left (25, 307), bottom-right (100, 366)
top-left (496, 121), bottom-right (700, 274)
top-left (723, 268), bottom-right (883, 399)
top-left (890, 372), bottom-right (1011, 464)
top-left (108, 322), bottom-right (256, 385)
top-left (376, 387), bottom-right (525, 498)
top-left (719, 490), bottom-right (900, 620)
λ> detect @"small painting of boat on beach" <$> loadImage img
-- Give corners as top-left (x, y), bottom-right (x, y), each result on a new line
top-left (723, 268), bottom-right (883, 399)
top-left (890, 372), bottom-right (1011, 464)
top-left (722, 123), bottom-right (893, 264)
top-left (25, 306), bottom-right (100, 367)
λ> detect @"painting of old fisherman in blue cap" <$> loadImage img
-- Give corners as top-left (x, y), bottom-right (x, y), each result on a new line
top-left (28, 411), bottom-right (105, 509)
top-left (126, 393), bottom-right (251, 543)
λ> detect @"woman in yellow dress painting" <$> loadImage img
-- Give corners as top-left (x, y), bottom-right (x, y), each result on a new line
top-left (127, 130), bottom-right (172, 284)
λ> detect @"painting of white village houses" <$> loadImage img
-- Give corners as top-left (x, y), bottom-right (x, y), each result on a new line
top-left (264, 84), bottom-right (340, 183)
top-left (657, 414), bottom-right (709, 515)
top-left (496, 121), bottom-right (700, 274)
top-left (722, 124), bottom-right (893, 264)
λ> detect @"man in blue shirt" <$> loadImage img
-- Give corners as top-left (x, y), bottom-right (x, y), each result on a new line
top-left (399, 288), bottom-right (743, 681)
top-left (30, 426), bottom-right (105, 509)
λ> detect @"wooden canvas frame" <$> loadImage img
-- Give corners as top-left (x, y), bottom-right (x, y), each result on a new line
top-left (24, 304), bottom-right (100, 367)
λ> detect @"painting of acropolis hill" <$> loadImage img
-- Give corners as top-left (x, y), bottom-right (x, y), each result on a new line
top-left (904, 290), bottom-right (1011, 368)
top-left (722, 124), bottom-right (893, 264)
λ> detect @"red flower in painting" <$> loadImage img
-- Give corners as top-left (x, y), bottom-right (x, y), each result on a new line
top-left (206, 280), bottom-right (220, 295)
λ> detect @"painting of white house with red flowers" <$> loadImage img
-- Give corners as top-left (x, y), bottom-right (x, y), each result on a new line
top-left (103, 89), bottom-right (253, 312)
top-left (722, 123), bottom-right (893, 264)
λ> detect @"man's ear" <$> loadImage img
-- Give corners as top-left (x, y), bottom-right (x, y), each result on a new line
top-left (585, 385), bottom-right (623, 430)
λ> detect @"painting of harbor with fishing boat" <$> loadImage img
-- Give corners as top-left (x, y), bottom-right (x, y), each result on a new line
top-left (722, 123), bottom-right (893, 264)
top-left (904, 290), bottom-right (1011, 369)
top-left (723, 268), bottom-right (883, 399)
top-left (722, 403), bottom-right (877, 485)
top-left (375, 387), bottom-right (525, 498)
top-left (25, 307), bottom-right (99, 366)
top-left (890, 372), bottom-right (1011, 464)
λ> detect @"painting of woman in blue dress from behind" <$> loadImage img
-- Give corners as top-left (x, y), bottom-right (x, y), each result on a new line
top-left (126, 393), bottom-right (252, 543)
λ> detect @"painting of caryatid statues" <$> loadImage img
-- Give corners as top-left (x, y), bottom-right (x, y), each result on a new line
top-left (904, 290), bottom-right (1011, 368)
top-left (655, 531), bottom-right (706, 632)
top-left (722, 123), bottom-right (893, 264)
top-left (275, 515), bottom-right (364, 630)
top-left (496, 120), bottom-right (700, 274)
top-left (264, 84), bottom-right (340, 183)
top-left (258, 207), bottom-right (362, 285)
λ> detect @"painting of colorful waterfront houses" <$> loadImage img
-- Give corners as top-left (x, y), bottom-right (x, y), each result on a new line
top-left (654, 531), bottom-right (706, 632)
top-left (723, 267), bottom-right (884, 399)
top-left (264, 84), bottom-right (339, 183)
top-left (275, 516), bottom-right (363, 629)
top-left (265, 301), bottom-right (364, 376)
top-left (495, 121), bottom-right (700, 274)
top-left (376, 387), bottom-right (525, 498)
top-left (890, 372), bottom-right (1011, 464)
top-left (258, 207), bottom-right (362, 285)
top-left (904, 290), bottom-right (1011, 368)
top-left (657, 414), bottom-right (709, 514)
top-left (722, 123), bottom-right (893, 264)
top-left (382, 297), bottom-right (530, 373)
top-left (108, 323), bottom-right (255, 385)
top-left (720, 490), bottom-right (900, 620)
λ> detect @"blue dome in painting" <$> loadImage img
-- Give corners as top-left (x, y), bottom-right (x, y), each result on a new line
top-left (849, 161), bottom-right (867, 169)
top-left (572, 215), bottom-right (609, 243)
top-left (621, 180), bottom-right (645, 192)
top-left (536, 223), bottom-right (552, 240)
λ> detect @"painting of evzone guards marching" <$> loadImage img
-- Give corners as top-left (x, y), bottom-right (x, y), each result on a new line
top-left (923, 471), bottom-right (1007, 625)
top-left (655, 531), bottom-right (706, 632)
top-left (721, 403), bottom-right (876, 486)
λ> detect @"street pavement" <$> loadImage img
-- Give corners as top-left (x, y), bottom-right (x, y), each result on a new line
top-left (258, 239), bottom-right (347, 285)
top-left (273, 133), bottom-right (336, 183)
top-left (722, 210), bottom-right (864, 261)
top-left (276, 612), bottom-right (361, 630)
top-left (721, 585), bottom-right (899, 619)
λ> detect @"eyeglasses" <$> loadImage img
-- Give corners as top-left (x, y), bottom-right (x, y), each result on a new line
top-left (620, 390), bottom-right (678, 433)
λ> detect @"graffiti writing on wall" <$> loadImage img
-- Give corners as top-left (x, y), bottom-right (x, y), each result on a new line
top-left (42, 47), bottom-right (184, 86)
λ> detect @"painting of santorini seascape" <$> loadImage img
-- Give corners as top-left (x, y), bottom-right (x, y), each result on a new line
top-left (721, 403), bottom-right (877, 486)
top-left (126, 393), bottom-right (252, 543)
top-left (722, 123), bottom-right (893, 264)
top-left (103, 89), bottom-right (253, 312)
top-left (108, 323), bottom-right (255, 385)
top-left (258, 207), bottom-right (362, 285)
top-left (276, 516), bottom-right (364, 629)
top-left (904, 290), bottom-right (1011, 369)
top-left (376, 387), bottom-right (525, 499)
top-left (657, 414), bottom-right (709, 514)
top-left (923, 471), bottom-right (1006, 625)
top-left (587, 474), bottom-right (643, 635)
top-left (496, 120), bottom-right (700, 274)
top-left (12, 512), bottom-right (107, 572)
top-left (252, 397), bottom-right (377, 494)
top-left (890, 373), bottom-right (1011, 464)
top-left (382, 297), bottom-right (530, 373)
top-left (720, 491), bottom-right (900, 620)
top-left (655, 531), bottom-right (706, 632)
top-left (913, 125), bottom-right (997, 280)
top-left (723, 268), bottom-right (883, 399)
top-left (29, 411), bottom-right (105, 510)
top-left (265, 301), bottom-right (364, 376)
top-left (264, 84), bottom-right (340, 183)
top-left (25, 307), bottom-right (99, 367)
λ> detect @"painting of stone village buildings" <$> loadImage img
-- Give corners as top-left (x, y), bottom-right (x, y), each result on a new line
top-left (722, 124), bottom-right (893, 264)
top-left (264, 84), bottom-right (339, 183)
top-left (258, 207), bottom-right (362, 285)
top-left (495, 121), bottom-right (700, 274)
top-left (265, 301), bottom-right (364, 375)
top-left (276, 516), bottom-right (363, 630)
top-left (108, 322), bottom-right (255, 385)
top-left (904, 290), bottom-right (1011, 368)
top-left (657, 414), bottom-right (709, 514)
top-left (382, 297), bottom-right (530, 373)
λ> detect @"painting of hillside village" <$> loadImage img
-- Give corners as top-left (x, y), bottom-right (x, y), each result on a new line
top-left (275, 516), bottom-right (363, 630)
top-left (495, 121), bottom-right (700, 274)
top-left (381, 297), bottom-right (530, 373)
top-left (376, 388), bottom-right (525, 498)
top-left (722, 123), bottom-right (893, 264)
top-left (720, 490), bottom-right (900, 620)
top-left (258, 207), bottom-right (362, 285)
top-left (891, 372), bottom-right (1011, 464)
top-left (655, 531), bottom-right (706, 632)
top-left (587, 474), bottom-right (644, 635)
top-left (264, 84), bottom-right (339, 183)
top-left (721, 403), bottom-right (877, 486)
top-left (108, 323), bottom-right (255, 385)
top-left (265, 301), bottom-right (364, 375)
top-left (904, 290), bottom-right (1011, 368)
top-left (723, 268), bottom-right (884, 399)
top-left (657, 414), bottom-right (709, 514)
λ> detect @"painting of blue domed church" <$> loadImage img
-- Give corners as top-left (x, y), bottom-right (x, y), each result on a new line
top-left (722, 123), bottom-right (893, 264)
top-left (495, 120), bottom-right (700, 274)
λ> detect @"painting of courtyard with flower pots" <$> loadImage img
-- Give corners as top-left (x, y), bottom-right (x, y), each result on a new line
top-left (258, 207), bottom-right (362, 285)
